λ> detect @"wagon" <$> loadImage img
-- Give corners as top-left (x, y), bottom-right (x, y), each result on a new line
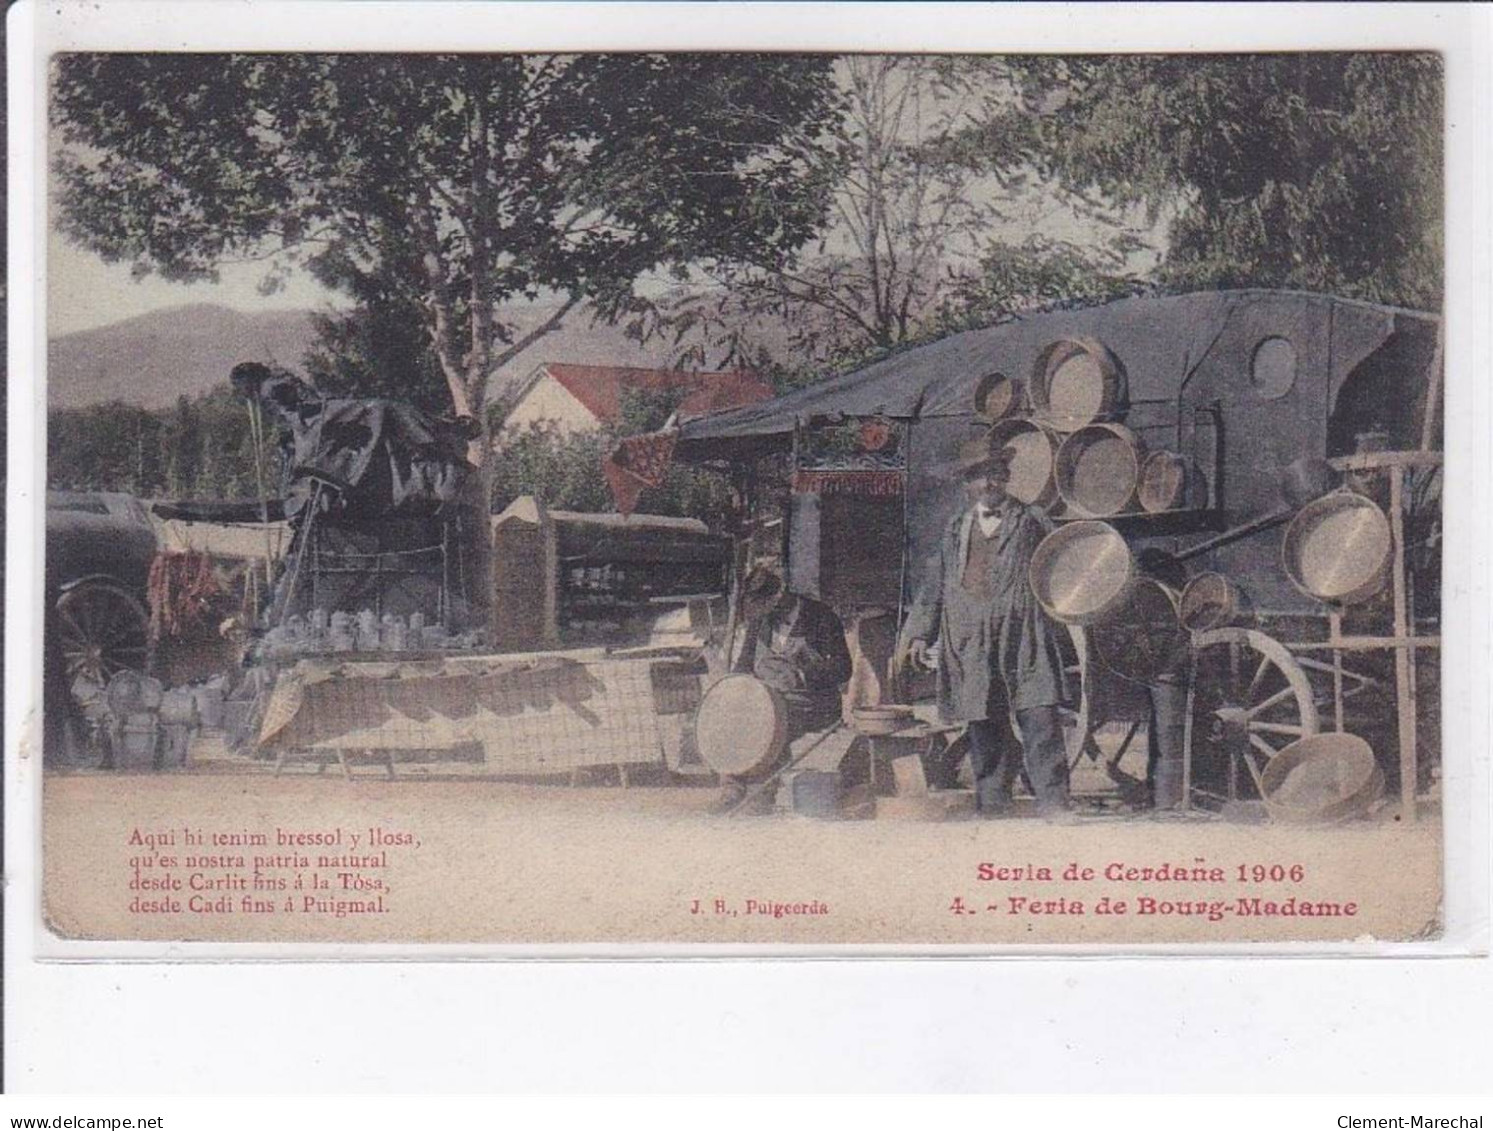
top-left (655, 289), bottom-right (1443, 820)
top-left (44, 491), bottom-right (159, 761)
top-left (45, 491), bottom-right (158, 688)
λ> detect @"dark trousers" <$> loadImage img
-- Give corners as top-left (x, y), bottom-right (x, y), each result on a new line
top-left (1146, 676), bottom-right (1188, 809)
top-left (967, 704), bottom-right (1069, 813)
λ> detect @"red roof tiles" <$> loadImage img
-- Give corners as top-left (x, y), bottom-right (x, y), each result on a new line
top-left (537, 363), bottom-right (774, 424)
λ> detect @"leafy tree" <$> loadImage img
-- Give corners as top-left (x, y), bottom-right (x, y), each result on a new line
top-left (188, 385), bottom-right (286, 498)
top-left (632, 57), bottom-right (990, 368)
top-left (165, 395), bottom-right (203, 496)
top-left (302, 290), bottom-right (451, 416)
top-left (1002, 53), bottom-right (1443, 310)
top-left (48, 402), bottom-right (166, 495)
top-left (490, 426), bottom-right (615, 515)
top-left (936, 235), bottom-right (1147, 335)
top-left (48, 385), bottom-right (283, 499)
top-left (629, 56), bottom-right (1144, 374)
top-left (490, 422), bottom-right (729, 522)
top-left (52, 53), bottom-right (843, 460)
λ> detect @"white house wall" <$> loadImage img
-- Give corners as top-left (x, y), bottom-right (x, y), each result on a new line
top-left (501, 373), bottom-right (600, 435)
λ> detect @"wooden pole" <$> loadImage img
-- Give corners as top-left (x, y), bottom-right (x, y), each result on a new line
top-left (1389, 466), bottom-right (1418, 822)
top-left (247, 401), bottom-right (276, 599)
top-left (1279, 636), bottom-right (1440, 652)
top-left (1420, 322), bottom-right (1445, 452)
top-left (1180, 651), bottom-right (1197, 812)
top-left (719, 468), bottom-right (755, 675)
top-left (1329, 610), bottom-right (1344, 733)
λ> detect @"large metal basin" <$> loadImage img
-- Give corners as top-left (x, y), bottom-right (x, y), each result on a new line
top-left (1260, 732), bottom-right (1384, 823)
top-left (1029, 521), bottom-right (1135, 625)
top-left (988, 418), bottom-right (1058, 507)
top-left (1282, 490), bottom-right (1392, 605)
top-left (1055, 423), bottom-right (1144, 518)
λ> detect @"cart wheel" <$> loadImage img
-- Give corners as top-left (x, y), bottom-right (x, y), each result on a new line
top-left (55, 581), bottom-right (152, 686)
top-left (1190, 627), bottom-right (1319, 800)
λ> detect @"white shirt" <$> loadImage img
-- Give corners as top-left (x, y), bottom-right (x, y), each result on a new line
top-left (975, 504), bottom-right (1003, 538)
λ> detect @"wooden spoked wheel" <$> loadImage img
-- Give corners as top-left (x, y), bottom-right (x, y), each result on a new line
top-left (55, 581), bottom-right (152, 686)
top-left (1189, 627), bottom-right (1319, 800)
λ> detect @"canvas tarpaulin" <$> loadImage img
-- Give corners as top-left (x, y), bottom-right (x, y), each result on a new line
top-left (675, 290), bottom-right (1438, 449)
top-left (283, 398), bottom-right (474, 521)
top-left (257, 651), bottom-right (678, 771)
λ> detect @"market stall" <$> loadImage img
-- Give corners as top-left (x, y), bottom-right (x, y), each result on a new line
top-left (649, 288), bottom-right (1443, 819)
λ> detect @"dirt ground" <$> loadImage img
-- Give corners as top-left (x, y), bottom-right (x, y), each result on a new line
top-left (40, 744), bottom-right (1443, 948)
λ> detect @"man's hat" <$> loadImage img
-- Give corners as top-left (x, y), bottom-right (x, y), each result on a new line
top-left (953, 433), bottom-right (1017, 476)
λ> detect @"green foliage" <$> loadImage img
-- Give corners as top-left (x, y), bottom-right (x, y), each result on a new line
top-left (490, 422), bottom-right (730, 523)
top-left (937, 236), bottom-right (1146, 334)
top-left (489, 426), bottom-right (615, 515)
top-left (616, 385), bottom-right (692, 435)
top-left (302, 293), bottom-right (452, 416)
top-left (1008, 54), bottom-right (1444, 310)
top-left (48, 385), bottom-right (282, 499)
top-left (52, 54), bottom-right (843, 421)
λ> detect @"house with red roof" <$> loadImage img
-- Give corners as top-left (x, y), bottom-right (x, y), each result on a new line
top-left (499, 362), bottom-right (774, 436)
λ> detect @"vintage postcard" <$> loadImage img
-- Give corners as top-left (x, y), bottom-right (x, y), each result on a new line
top-left (26, 39), bottom-right (1466, 951)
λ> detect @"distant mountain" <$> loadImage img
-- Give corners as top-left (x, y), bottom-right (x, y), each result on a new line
top-left (48, 299), bottom-right (795, 411)
top-left (48, 304), bottom-right (322, 410)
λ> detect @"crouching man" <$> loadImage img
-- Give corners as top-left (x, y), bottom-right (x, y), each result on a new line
top-left (897, 436), bottom-right (1072, 818)
top-left (715, 565), bottom-right (852, 812)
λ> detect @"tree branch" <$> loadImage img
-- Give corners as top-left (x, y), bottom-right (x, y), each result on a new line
top-left (489, 293), bottom-right (582, 373)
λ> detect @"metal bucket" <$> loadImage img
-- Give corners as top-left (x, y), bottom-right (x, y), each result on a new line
top-left (694, 674), bottom-right (788, 777)
top-left (789, 770), bottom-right (844, 817)
top-left (1030, 337), bottom-right (1126, 432)
top-left (1089, 577), bottom-right (1189, 684)
top-left (192, 685), bottom-right (225, 729)
top-left (1028, 521), bottom-right (1135, 625)
top-left (1055, 423), bottom-right (1146, 518)
top-left (1137, 450), bottom-right (1204, 513)
top-left (1178, 572), bottom-right (1252, 631)
top-left (987, 418), bottom-right (1059, 507)
top-left (1260, 732), bottom-right (1384, 823)
top-left (973, 371), bottom-right (1023, 423)
top-left (115, 722), bottom-right (159, 768)
top-left (1282, 491), bottom-right (1393, 605)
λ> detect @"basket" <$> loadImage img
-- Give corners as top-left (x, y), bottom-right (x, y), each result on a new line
top-left (1138, 451), bottom-right (1205, 513)
top-left (1088, 577), bottom-right (1188, 684)
top-left (1179, 572), bottom-right (1253, 631)
top-left (973, 372), bottom-right (1024, 423)
top-left (694, 674), bottom-right (788, 776)
top-left (851, 704), bottom-right (915, 736)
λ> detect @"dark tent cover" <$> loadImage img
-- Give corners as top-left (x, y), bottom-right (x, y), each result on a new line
top-left (283, 397), bottom-right (474, 522)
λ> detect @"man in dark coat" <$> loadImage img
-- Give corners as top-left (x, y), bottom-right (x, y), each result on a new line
top-left (714, 565), bottom-right (852, 811)
top-left (898, 436), bottom-right (1072, 816)
top-left (733, 566), bottom-right (852, 733)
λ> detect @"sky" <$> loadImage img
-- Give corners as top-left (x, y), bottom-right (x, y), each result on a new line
top-left (48, 228), bottom-right (349, 336)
